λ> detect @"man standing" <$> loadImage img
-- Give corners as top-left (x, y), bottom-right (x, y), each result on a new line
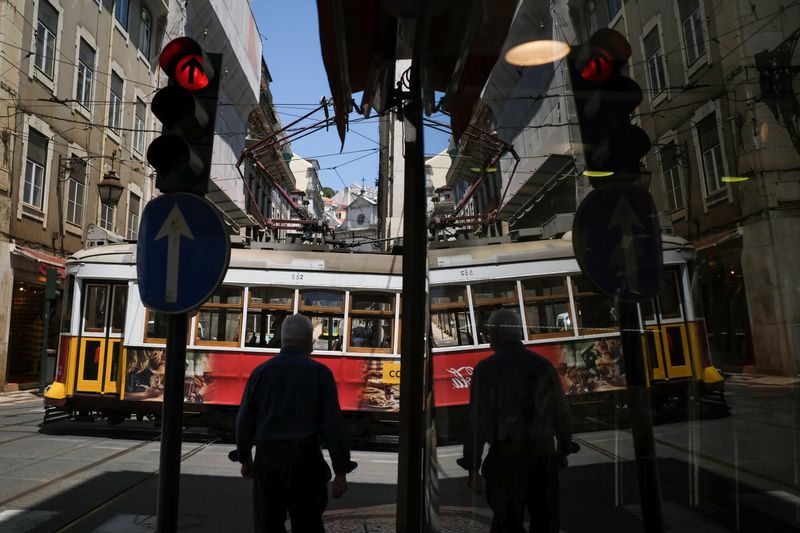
top-left (459, 309), bottom-right (573, 533)
top-left (236, 313), bottom-right (357, 533)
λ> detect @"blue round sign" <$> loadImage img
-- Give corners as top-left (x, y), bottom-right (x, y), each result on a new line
top-left (137, 193), bottom-right (230, 313)
top-left (572, 184), bottom-right (663, 303)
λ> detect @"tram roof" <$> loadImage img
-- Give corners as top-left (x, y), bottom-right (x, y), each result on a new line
top-left (67, 232), bottom-right (691, 275)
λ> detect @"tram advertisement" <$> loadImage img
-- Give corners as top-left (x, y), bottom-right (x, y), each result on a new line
top-left (432, 337), bottom-right (627, 406)
top-left (122, 338), bottom-right (623, 408)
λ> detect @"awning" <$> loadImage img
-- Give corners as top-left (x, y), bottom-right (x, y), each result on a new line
top-left (317, 0), bottom-right (517, 143)
top-left (206, 181), bottom-right (260, 229)
top-left (11, 245), bottom-right (66, 279)
top-left (498, 154), bottom-right (575, 222)
top-left (693, 227), bottom-right (742, 251)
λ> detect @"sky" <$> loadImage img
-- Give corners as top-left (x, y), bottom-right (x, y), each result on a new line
top-left (251, 1), bottom-right (450, 192)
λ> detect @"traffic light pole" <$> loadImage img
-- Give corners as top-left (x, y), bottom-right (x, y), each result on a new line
top-left (618, 300), bottom-right (664, 533)
top-left (157, 313), bottom-right (188, 533)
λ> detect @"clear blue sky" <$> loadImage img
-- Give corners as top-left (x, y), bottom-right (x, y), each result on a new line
top-left (252, 1), bottom-right (450, 193)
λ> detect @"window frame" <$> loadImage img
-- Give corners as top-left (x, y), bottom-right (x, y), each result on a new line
top-left (244, 286), bottom-right (296, 349)
top-left (65, 156), bottom-right (86, 227)
top-left (126, 192), bottom-right (140, 240)
top-left (430, 284), bottom-right (477, 350)
top-left (23, 127), bottom-right (48, 213)
top-left (347, 291), bottom-right (395, 354)
top-left (299, 289), bottom-right (346, 352)
top-left (519, 275), bottom-right (576, 340)
top-left (194, 286), bottom-right (245, 347)
top-left (132, 97), bottom-right (147, 155)
top-left (99, 201), bottom-right (116, 232)
top-left (75, 37), bottom-right (95, 111)
top-left (642, 21), bottom-right (669, 103)
top-left (114, 0), bottom-right (130, 32)
top-left (108, 70), bottom-right (124, 136)
top-left (138, 7), bottom-right (152, 60)
top-left (33, 0), bottom-right (59, 82)
top-left (658, 141), bottom-right (685, 213)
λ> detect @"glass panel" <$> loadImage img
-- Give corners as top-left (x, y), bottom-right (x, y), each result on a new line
top-left (571, 277), bottom-right (618, 333)
top-left (108, 342), bottom-right (120, 383)
top-left (311, 315), bottom-right (343, 351)
top-left (471, 280), bottom-right (522, 343)
top-left (351, 292), bottom-right (394, 312)
top-left (659, 270), bottom-right (683, 319)
top-left (84, 285), bottom-right (108, 332)
top-left (111, 285), bottom-right (127, 333)
top-left (245, 310), bottom-right (290, 348)
top-left (349, 317), bottom-right (392, 349)
top-left (301, 290), bottom-right (343, 309)
top-left (82, 340), bottom-right (101, 381)
top-left (196, 309), bottom-right (242, 343)
top-left (521, 277), bottom-right (571, 337)
top-left (145, 309), bottom-right (169, 341)
top-left (664, 326), bottom-right (687, 366)
top-left (249, 287), bottom-right (294, 308)
top-left (60, 276), bottom-right (74, 333)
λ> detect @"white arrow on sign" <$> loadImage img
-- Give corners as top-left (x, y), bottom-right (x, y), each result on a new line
top-left (154, 204), bottom-right (194, 303)
top-left (609, 197), bottom-right (645, 294)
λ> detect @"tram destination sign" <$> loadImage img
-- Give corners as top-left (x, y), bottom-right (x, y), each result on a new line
top-left (572, 184), bottom-right (662, 303)
top-left (137, 193), bottom-right (230, 313)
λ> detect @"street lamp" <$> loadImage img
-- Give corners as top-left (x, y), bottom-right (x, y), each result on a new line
top-left (97, 168), bottom-right (125, 206)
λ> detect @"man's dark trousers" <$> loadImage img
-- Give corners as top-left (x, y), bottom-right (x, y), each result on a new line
top-left (253, 440), bottom-right (331, 533)
top-left (483, 450), bottom-right (560, 533)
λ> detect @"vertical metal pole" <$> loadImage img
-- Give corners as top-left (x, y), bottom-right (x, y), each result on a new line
top-left (39, 268), bottom-right (57, 393)
top-left (156, 313), bottom-right (188, 533)
top-left (618, 300), bottom-right (664, 533)
top-left (397, 62), bottom-right (428, 533)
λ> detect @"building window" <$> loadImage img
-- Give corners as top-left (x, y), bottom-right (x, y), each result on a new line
top-left (659, 142), bottom-right (684, 212)
top-left (76, 38), bottom-right (95, 109)
top-left (115, 0), bottom-right (129, 30)
top-left (138, 8), bottom-right (152, 59)
top-left (99, 202), bottom-right (115, 232)
top-left (34, 1), bottom-right (58, 79)
top-left (66, 156), bottom-right (86, 225)
top-left (108, 72), bottom-right (123, 133)
top-left (127, 193), bottom-right (140, 240)
top-left (24, 128), bottom-right (48, 210)
top-left (133, 98), bottom-right (146, 154)
top-left (607, 0), bottom-right (622, 19)
top-left (698, 113), bottom-right (725, 195)
top-left (357, 213), bottom-right (366, 225)
top-left (644, 26), bottom-right (667, 96)
top-left (678, 0), bottom-right (705, 65)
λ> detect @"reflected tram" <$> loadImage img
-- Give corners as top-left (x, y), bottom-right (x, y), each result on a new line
top-left (44, 233), bottom-right (725, 436)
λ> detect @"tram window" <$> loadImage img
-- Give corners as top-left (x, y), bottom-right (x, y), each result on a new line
top-left (658, 270), bottom-right (683, 319)
top-left (195, 286), bottom-right (244, 346)
top-left (60, 275), bottom-right (75, 333)
top-left (111, 285), bottom-right (127, 333)
top-left (471, 280), bottom-right (523, 344)
top-left (521, 277), bottom-right (572, 338)
top-left (246, 287), bottom-right (294, 348)
top-left (144, 308), bottom-right (169, 342)
top-left (84, 284), bottom-right (108, 333)
top-left (300, 290), bottom-right (344, 351)
top-left (430, 286), bottom-right (474, 348)
top-left (571, 276), bottom-right (617, 335)
top-left (348, 292), bottom-right (395, 353)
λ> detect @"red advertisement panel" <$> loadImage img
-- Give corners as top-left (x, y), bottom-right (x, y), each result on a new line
top-left (122, 337), bottom-right (625, 411)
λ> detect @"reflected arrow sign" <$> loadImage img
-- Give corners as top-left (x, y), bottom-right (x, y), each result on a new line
top-left (175, 54), bottom-right (209, 91)
top-left (609, 197), bottom-right (646, 295)
top-left (154, 205), bottom-right (194, 303)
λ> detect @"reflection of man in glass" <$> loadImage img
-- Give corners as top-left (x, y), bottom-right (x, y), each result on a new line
top-left (459, 309), bottom-right (573, 533)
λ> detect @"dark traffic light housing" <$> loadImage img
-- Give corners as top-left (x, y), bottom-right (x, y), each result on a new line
top-left (567, 29), bottom-right (651, 188)
top-left (148, 38), bottom-right (221, 194)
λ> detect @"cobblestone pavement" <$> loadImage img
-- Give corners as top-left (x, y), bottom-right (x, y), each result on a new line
top-left (0, 390), bottom-right (40, 405)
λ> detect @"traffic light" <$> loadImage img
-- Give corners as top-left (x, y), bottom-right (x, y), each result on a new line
top-left (567, 29), bottom-right (651, 187)
top-left (147, 38), bottom-right (221, 194)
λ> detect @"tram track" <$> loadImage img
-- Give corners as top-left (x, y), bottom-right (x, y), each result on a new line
top-left (51, 435), bottom-right (221, 533)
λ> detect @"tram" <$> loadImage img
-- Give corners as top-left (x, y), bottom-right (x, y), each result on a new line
top-left (43, 233), bottom-right (725, 436)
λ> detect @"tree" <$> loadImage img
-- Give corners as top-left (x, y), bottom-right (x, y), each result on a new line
top-left (322, 186), bottom-right (336, 198)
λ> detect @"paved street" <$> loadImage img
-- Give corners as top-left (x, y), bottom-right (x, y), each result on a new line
top-left (0, 380), bottom-right (796, 532)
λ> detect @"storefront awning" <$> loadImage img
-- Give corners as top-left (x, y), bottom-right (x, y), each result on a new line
top-left (10, 245), bottom-right (66, 280)
top-left (693, 227), bottom-right (742, 251)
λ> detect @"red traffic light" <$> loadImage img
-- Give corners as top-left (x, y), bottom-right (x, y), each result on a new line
top-left (158, 37), bottom-right (215, 92)
top-left (581, 49), bottom-right (613, 82)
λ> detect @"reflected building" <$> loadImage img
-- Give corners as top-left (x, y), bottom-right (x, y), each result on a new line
top-left (448, 0), bottom-right (800, 377)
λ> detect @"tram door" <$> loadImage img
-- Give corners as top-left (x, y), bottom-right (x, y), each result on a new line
top-left (642, 269), bottom-right (693, 380)
top-left (75, 283), bottom-right (128, 394)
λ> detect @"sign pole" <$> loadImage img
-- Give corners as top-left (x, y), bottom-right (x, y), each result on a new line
top-left (156, 312), bottom-right (188, 533)
top-left (618, 300), bottom-right (664, 533)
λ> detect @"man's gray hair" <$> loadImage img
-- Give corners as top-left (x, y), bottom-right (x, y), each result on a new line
top-left (486, 308), bottom-right (523, 342)
top-left (281, 313), bottom-right (313, 346)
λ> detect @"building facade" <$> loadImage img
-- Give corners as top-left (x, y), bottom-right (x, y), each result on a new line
top-left (0, 0), bottom-right (169, 389)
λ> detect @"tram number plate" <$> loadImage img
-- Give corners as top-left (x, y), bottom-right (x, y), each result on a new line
top-left (290, 272), bottom-right (304, 281)
top-left (459, 268), bottom-right (474, 278)
top-left (382, 362), bottom-right (401, 384)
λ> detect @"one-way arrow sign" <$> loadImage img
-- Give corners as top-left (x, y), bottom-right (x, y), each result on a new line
top-left (137, 193), bottom-right (230, 313)
top-left (572, 184), bottom-right (662, 302)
